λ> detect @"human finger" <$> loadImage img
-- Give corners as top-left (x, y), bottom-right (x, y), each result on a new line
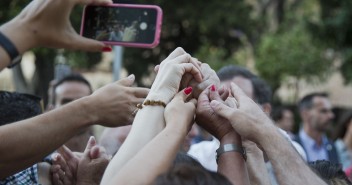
top-left (131, 87), bottom-right (149, 98)
top-left (188, 98), bottom-right (197, 107)
top-left (210, 100), bottom-right (234, 119)
top-left (209, 85), bottom-right (223, 102)
top-left (165, 47), bottom-right (187, 61)
top-left (68, 33), bottom-right (107, 52)
top-left (180, 63), bottom-right (203, 82)
top-left (219, 86), bottom-right (230, 101)
top-left (175, 87), bottom-right (193, 102)
top-left (116, 74), bottom-right (135, 86)
top-left (154, 65), bottom-right (160, 73)
top-left (57, 145), bottom-right (75, 161)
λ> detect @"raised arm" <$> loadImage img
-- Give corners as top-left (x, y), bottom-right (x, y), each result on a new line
top-left (0, 76), bottom-right (148, 178)
top-left (101, 47), bottom-right (202, 184)
top-left (106, 89), bottom-right (197, 185)
top-left (210, 83), bottom-right (328, 185)
top-left (196, 87), bottom-right (250, 185)
top-left (0, 0), bottom-right (111, 70)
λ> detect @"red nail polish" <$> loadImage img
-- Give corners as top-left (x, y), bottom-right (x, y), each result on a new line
top-left (184, 87), bottom-right (193, 95)
top-left (210, 85), bottom-right (216, 91)
top-left (102, 46), bottom-right (112, 52)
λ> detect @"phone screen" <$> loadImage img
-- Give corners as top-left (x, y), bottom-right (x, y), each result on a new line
top-left (82, 5), bottom-right (158, 44)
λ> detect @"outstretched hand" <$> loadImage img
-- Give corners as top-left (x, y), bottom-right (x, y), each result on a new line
top-left (1, 0), bottom-right (112, 55)
top-left (149, 47), bottom-right (202, 103)
top-left (209, 83), bottom-right (275, 143)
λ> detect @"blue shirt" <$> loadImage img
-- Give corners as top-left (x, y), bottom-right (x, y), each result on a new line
top-left (299, 129), bottom-right (330, 162)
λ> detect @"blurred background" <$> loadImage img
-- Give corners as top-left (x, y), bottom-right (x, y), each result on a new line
top-left (1, 0), bottom-right (352, 133)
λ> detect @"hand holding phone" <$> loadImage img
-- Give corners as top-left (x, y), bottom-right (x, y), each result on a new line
top-left (80, 4), bottom-right (163, 48)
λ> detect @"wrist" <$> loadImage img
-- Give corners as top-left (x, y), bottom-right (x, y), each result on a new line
top-left (146, 91), bottom-right (172, 104)
top-left (0, 19), bottom-right (37, 55)
top-left (220, 131), bottom-right (242, 146)
top-left (78, 96), bottom-right (99, 126)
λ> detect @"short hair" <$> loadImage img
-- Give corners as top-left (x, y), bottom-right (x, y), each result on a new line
top-left (217, 65), bottom-right (256, 81)
top-left (309, 160), bottom-right (351, 185)
top-left (153, 163), bottom-right (232, 185)
top-left (217, 65), bottom-right (272, 104)
top-left (298, 92), bottom-right (328, 111)
top-left (53, 73), bottom-right (92, 103)
top-left (0, 91), bottom-right (42, 126)
top-left (173, 152), bottom-right (205, 170)
top-left (252, 77), bottom-right (272, 104)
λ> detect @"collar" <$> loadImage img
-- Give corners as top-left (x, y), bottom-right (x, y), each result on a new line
top-left (299, 129), bottom-right (329, 149)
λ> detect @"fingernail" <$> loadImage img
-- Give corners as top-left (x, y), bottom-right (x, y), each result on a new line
top-left (127, 74), bottom-right (135, 81)
top-left (210, 85), bottom-right (216, 92)
top-left (102, 46), bottom-right (112, 52)
top-left (184, 87), bottom-right (193, 95)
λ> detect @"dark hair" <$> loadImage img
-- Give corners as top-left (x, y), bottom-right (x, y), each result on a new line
top-left (251, 77), bottom-right (272, 104)
top-left (298, 92), bottom-right (328, 112)
top-left (309, 160), bottom-right (351, 185)
top-left (333, 110), bottom-right (352, 140)
top-left (173, 152), bottom-right (205, 169)
top-left (272, 106), bottom-right (291, 122)
top-left (53, 73), bottom-right (92, 103)
top-left (217, 65), bottom-right (256, 82)
top-left (153, 163), bottom-right (232, 185)
top-left (217, 65), bottom-right (272, 104)
top-left (0, 91), bottom-right (42, 126)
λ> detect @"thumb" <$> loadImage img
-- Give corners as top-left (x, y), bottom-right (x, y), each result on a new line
top-left (83, 136), bottom-right (96, 158)
top-left (210, 100), bottom-right (233, 119)
top-left (116, 74), bottom-right (135, 86)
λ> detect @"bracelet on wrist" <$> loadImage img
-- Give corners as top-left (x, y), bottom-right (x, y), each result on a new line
top-left (216, 143), bottom-right (247, 162)
top-left (132, 99), bottom-right (166, 115)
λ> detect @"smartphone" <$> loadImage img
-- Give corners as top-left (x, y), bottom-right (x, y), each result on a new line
top-left (80, 4), bottom-right (163, 48)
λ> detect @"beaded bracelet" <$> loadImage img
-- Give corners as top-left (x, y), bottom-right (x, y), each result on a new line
top-left (133, 100), bottom-right (166, 115)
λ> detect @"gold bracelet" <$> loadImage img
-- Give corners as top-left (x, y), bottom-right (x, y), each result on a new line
top-left (133, 100), bottom-right (166, 115)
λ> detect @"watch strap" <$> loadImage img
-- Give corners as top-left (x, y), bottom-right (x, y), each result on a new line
top-left (216, 143), bottom-right (247, 162)
top-left (0, 31), bottom-right (20, 68)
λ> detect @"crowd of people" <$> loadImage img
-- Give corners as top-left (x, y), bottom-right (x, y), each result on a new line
top-left (1, 0), bottom-right (352, 185)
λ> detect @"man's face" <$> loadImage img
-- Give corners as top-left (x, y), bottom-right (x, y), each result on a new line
top-left (55, 81), bottom-right (91, 107)
top-left (221, 76), bottom-right (254, 99)
top-left (307, 96), bottom-right (334, 132)
top-left (54, 81), bottom-right (92, 152)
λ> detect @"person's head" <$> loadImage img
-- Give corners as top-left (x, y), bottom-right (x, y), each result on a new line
top-left (217, 65), bottom-right (272, 114)
top-left (333, 110), bottom-right (352, 140)
top-left (153, 163), bottom-right (232, 185)
top-left (53, 73), bottom-right (92, 107)
top-left (52, 73), bottom-right (94, 152)
top-left (298, 93), bottom-right (334, 133)
top-left (272, 106), bottom-right (295, 133)
top-left (0, 91), bottom-right (42, 126)
top-left (309, 160), bottom-right (351, 185)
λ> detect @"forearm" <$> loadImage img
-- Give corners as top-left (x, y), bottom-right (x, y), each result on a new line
top-left (260, 127), bottom-right (327, 185)
top-left (245, 144), bottom-right (271, 185)
top-left (101, 93), bottom-right (166, 184)
top-left (105, 126), bottom-right (184, 185)
top-left (0, 97), bottom-right (93, 178)
top-left (217, 132), bottom-right (250, 185)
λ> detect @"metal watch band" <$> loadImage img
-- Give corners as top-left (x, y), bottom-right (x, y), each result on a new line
top-left (216, 144), bottom-right (247, 161)
top-left (0, 31), bottom-right (21, 68)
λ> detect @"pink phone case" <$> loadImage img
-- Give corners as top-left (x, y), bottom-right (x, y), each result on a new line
top-left (80, 4), bottom-right (163, 48)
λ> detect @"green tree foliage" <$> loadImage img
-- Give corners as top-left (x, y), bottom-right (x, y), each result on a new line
top-left (124, 0), bottom-right (257, 85)
top-left (307, 0), bottom-right (352, 84)
top-left (256, 24), bottom-right (332, 93)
